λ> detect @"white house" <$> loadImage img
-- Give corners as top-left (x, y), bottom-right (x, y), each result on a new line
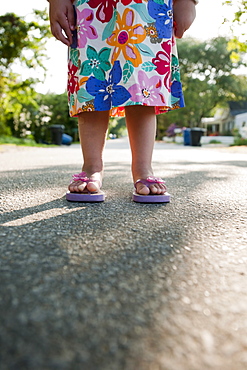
top-left (235, 112), bottom-right (247, 139)
top-left (201, 101), bottom-right (247, 136)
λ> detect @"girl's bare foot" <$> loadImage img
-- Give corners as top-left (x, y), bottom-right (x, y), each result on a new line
top-left (133, 170), bottom-right (167, 196)
top-left (68, 170), bottom-right (102, 193)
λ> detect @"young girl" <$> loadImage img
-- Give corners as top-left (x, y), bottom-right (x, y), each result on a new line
top-left (48, 0), bottom-right (196, 202)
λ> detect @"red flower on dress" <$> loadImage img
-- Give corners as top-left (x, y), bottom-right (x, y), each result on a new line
top-left (152, 40), bottom-right (172, 91)
top-left (121, 0), bottom-right (142, 5)
top-left (68, 60), bottom-right (79, 94)
top-left (87, 0), bottom-right (119, 23)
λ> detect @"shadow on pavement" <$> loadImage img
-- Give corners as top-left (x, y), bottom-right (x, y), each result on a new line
top-left (0, 157), bottom-right (246, 369)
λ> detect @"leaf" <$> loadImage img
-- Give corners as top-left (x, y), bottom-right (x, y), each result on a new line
top-left (70, 49), bottom-right (79, 67)
top-left (76, 0), bottom-right (88, 6)
top-left (102, 10), bottom-right (117, 41)
top-left (136, 43), bottom-right (155, 58)
top-left (123, 61), bottom-right (134, 84)
top-left (130, 4), bottom-right (155, 23)
top-left (141, 61), bottom-right (157, 72)
top-left (77, 88), bottom-right (94, 103)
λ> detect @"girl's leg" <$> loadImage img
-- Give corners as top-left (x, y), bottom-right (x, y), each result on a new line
top-left (69, 110), bottom-right (109, 193)
top-left (125, 105), bottom-right (167, 195)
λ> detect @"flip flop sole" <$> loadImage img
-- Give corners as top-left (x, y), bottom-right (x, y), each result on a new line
top-left (132, 191), bottom-right (170, 203)
top-left (66, 191), bottom-right (105, 202)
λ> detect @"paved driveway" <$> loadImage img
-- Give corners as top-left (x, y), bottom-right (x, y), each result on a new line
top-left (0, 139), bottom-right (247, 369)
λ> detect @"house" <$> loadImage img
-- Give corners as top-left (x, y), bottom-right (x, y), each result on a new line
top-left (201, 101), bottom-right (247, 136)
top-left (235, 112), bottom-right (247, 139)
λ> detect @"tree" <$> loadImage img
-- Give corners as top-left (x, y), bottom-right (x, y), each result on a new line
top-left (0, 11), bottom-right (51, 137)
top-left (157, 37), bottom-right (247, 138)
top-left (0, 11), bottom-right (50, 70)
top-left (224, 0), bottom-right (247, 25)
top-left (17, 93), bottom-right (77, 144)
top-left (224, 0), bottom-right (247, 53)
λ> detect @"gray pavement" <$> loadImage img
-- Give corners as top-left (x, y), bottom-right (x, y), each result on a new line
top-left (0, 139), bottom-right (247, 370)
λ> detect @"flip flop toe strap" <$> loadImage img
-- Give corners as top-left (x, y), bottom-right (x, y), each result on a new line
top-left (71, 172), bottom-right (102, 188)
top-left (134, 176), bottom-right (166, 189)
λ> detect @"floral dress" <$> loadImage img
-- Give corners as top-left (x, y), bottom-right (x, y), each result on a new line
top-left (68, 0), bottom-right (184, 117)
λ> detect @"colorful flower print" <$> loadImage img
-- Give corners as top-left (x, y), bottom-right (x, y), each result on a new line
top-left (76, 8), bottom-right (98, 48)
top-left (171, 54), bottom-right (180, 81)
top-left (69, 0), bottom-right (185, 117)
top-left (147, 0), bottom-right (173, 39)
top-left (86, 61), bottom-right (131, 111)
top-left (81, 101), bottom-right (95, 112)
top-left (68, 60), bottom-right (79, 94)
top-left (121, 0), bottom-right (142, 5)
top-left (171, 80), bottom-right (184, 107)
top-left (152, 40), bottom-right (171, 90)
top-left (70, 49), bottom-right (80, 68)
top-left (87, 0), bottom-right (119, 23)
top-left (128, 70), bottom-right (166, 106)
top-left (80, 46), bottom-right (111, 81)
top-left (144, 23), bottom-right (162, 44)
top-left (107, 8), bottom-right (146, 67)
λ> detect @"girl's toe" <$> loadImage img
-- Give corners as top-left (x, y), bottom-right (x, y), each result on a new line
top-left (149, 184), bottom-right (158, 194)
top-left (77, 182), bottom-right (87, 192)
top-left (137, 183), bottom-right (150, 195)
top-left (87, 180), bottom-right (100, 193)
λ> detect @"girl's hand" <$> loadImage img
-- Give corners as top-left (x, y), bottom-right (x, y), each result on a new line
top-left (48, 0), bottom-right (75, 46)
top-left (173, 0), bottom-right (196, 38)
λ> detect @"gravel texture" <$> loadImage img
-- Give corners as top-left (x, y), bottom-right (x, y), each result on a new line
top-left (0, 139), bottom-right (247, 370)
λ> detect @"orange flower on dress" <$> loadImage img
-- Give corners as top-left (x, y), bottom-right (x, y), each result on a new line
top-left (107, 8), bottom-right (146, 68)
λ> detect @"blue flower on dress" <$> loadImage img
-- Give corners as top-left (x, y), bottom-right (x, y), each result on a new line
top-left (171, 81), bottom-right (185, 107)
top-left (147, 0), bottom-right (173, 39)
top-left (86, 61), bottom-right (131, 111)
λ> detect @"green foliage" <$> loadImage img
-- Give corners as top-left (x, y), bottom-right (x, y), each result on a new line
top-left (35, 93), bottom-right (78, 143)
top-left (0, 72), bottom-right (39, 137)
top-left (108, 117), bottom-right (127, 138)
top-left (157, 37), bottom-right (247, 139)
top-left (232, 137), bottom-right (247, 146)
top-left (209, 140), bottom-right (222, 144)
top-left (224, 0), bottom-right (247, 54)
top-left (0, 11), bottom-right (51, 70)
top-left (0, 11), bottom-right (51, 137)
top-left (0, 135), bottom-right (51, 147)
top-left (224, 0), bottom-right (247, 24)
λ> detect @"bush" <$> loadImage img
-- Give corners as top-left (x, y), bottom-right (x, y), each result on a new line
top-left (209, 139), bottom-right (222, 144)
top-left (232, 137), bottom-right (247, 146)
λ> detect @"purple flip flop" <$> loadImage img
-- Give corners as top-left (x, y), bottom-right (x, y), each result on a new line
top-left (133, 176), bottom-right (170, 203)
top-left (66, 172), bottom-right (105, 202)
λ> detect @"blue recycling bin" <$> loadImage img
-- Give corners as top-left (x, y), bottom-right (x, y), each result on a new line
top-left (62, 134), bottom-right (73, 145)
top-left (183, 128), bottom-right (191, 146)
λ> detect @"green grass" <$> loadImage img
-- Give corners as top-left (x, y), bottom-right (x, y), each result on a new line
top-left (0, 136), bottom-right (54, 147)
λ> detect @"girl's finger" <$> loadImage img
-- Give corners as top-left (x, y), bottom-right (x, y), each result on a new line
top-left (51, 23), bottom-right (70, 46)
top-left (58, 15), bottom-right (73, 45)
top-left (67, 4), bottom-right (76, 30)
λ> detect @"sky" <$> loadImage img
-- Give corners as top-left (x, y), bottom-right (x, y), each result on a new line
top-left (1, 0), bottom-right (240, 94)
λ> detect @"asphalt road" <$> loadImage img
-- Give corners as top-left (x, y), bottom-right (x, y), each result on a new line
top-left (0, 139), bottom-right (247, 370)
